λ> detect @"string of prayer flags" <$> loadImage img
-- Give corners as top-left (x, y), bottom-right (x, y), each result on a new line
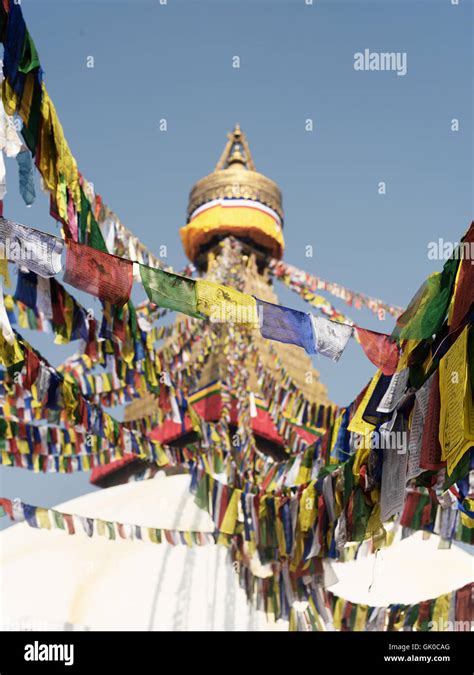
top-left (269, 258), bottom-right (404, 320)
top-left (257, 298), bottom-right (316, 354)
top-left (0, 328), bottom-right (169, 466)
top-left (0, 413), bottom-right (170, 467)
top-left (0, 216), bottom-right (404, 370)
top-left (140, 264), bottom-right (201, 318)
top-left (292, 584), bottom-right (474, 632)
top-left (63, 240), bottom-right (133, 307)
top-left (0, 497), bottom-right (216, 547)
top-left (355, 327), bottom-right (399, 375)
top-left (0, 217), bottom-right (63, 277)
top-left (310, 315), bottom-right (353, 361)
top-left (0, 448), bottom-right (139, 474)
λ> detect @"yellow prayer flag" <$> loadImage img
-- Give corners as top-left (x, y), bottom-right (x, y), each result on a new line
top-left (183, 531), bottom-right (194, 548)
top-left (332, 597), bottom-right (344, 630)
top-left (0, 333), bottom-right (24, 369)
top-left (431, 593), bottom-right (451, 631)
top-left (354, 604), bottom-right (368, 631)
top-left (438, 327), bottom-right (474, 475)
top-left (299, 483), bottom-right (316, 532)
top-left (220, 489), bottom-right (242, 535)
top-left (347, 371), bottom-right (381, 435)
top-left (2, 77), bottom-right (18, 116)
top-left (36, 508), bottom-right (52, 530)
top-left (195, 279), bottom-right (258, 324)
top-left (393, 609), bottom-right (406, 632)
top-left (0, 260), bottom-right (11, 288)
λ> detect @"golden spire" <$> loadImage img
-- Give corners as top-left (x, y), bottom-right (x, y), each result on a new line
top-left (186, 125), bottom-right (283, 222)
top-left (215, 124), bottom-right (256, 171)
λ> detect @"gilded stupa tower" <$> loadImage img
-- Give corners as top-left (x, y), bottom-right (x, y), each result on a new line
top-left (94, 126), bottom-right (331, 486)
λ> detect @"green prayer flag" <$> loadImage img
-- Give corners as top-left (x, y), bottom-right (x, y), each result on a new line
top-left (106, 522), bottom-right (116, 540)
top-left (352, 488), bottom-right (370, 541)
top-left (128, 301), bottom-right (138, 340)
top-left (443, 448), bottom-right (471, 491)
top-left (140, 265), bottom-right (201, 318)
top-left (393, 256), bottom-right (459, 341)
top-left (406, 604), bottom-right (419, 627)
top-left (19, 31), bottom-right (41, 74)
top-left (194, 473), bottom-right (209, 511)
top-left (342, 456), bottom-right (355, 508)
top-left (52, 510), bottom-right (65, 530)
top-left (79, 189), bottom-right (89, 244)
top-left (411, 492), bottom-right (430, 531)
top-left (88, 218), bottom-right (108, 253)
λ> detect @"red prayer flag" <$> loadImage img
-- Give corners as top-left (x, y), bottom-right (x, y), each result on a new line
top-left (84, 318), bottom-right (98, 360)
top-left (23, 348), bottom-right (40, 389)
top-left (455, 583), bottom-right (473, 627)
top-left (355, 327), bottom-right (399, 375)
top-left (62, 513), bottom-right (75, 535)
top-left (417, 600), bottom-right (432, 626)
top-left (420, 371), bottom-right (445, 471)
top-left (400, 491), bottom-right (420, 528)
top-left (63, 241), bottom-right (133, 307)
top-left (0, 497), bottom-right (13, 519)
top-left (50, 278), bottom-right (67, 329)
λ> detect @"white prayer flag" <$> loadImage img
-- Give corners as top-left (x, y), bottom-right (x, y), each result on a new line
top-left (310, 315), bottom-right (353, 361)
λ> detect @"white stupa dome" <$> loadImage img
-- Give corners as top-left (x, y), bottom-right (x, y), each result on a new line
top-left (0, 473), bottom-right (285, 631)
top-left (330, 530), bottom-right (473, 606)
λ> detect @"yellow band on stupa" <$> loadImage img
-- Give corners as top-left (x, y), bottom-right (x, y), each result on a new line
top-left (180, 201), bottom-right (285, 262)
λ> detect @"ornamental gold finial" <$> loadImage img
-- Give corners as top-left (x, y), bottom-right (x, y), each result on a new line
top-left (215, 124), bottom-right (256, 171)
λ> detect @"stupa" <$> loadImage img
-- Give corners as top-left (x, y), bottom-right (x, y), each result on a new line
top-left (91, 125), bottom-right (334, 488)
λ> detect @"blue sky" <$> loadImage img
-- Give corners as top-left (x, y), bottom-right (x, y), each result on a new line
top-left (0, 0), bottom-right (472, 511)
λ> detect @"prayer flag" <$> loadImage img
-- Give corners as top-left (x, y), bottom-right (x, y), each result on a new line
top-left (393, 256), bottom-right (459, 340)
top-left (310, 315), bottom-right (352, 361)
top-left (449, 222), bottom-right (474, 332)
top-left (257, 299), bottom-right (315, 353)
top-left (140, 265), bottom-right (200, 317)
top-left (0, 217), bottom-right (63, 277)
top-left (355, 327), bottom-right (399, 375)
top-left (63, 240), bottom-right (132, 307)
top-left (196, 280), bottom-right (258, 324)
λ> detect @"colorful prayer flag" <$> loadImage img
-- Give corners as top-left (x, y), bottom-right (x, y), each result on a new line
top-left (257, 299), bottom-right (315, 354)
top-left (356, 327), bottom-right (399, 375)
top-left (63, 240), bottom-right (133, 307)
top-left (310, 315), bottom-right (352, 361)
top-left (140, 265), bottom-right (200, 317)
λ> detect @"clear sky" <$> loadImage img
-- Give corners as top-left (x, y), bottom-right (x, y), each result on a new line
top-left (0, 0), bottom-right (472, 513)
